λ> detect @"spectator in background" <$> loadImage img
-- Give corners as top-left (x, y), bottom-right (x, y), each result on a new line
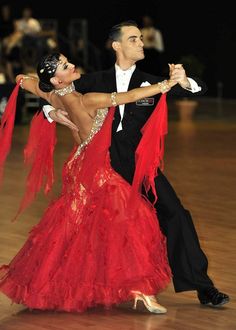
top-left (16, 6), bottom-right (43, 68)
top-left (1, 6), bottom-right (42, 82)
top-left (3, 6), bottom-right (58, 81)
top-left (0, 3), bottom-right (15, 81)
top-left (0, 3), bottom-right (14, 41)
top-left (138, 15), bottom-right (165, 75)
top-left (16, 7), bottom-right (58, 56)
top-left (15, 6), bottom-right (41, 36)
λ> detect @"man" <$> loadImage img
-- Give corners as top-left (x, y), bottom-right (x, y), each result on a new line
top-left (42, 21), bottom-right (229, 307)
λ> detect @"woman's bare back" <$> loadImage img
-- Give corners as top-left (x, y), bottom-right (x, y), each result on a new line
top-left (48, 91), bottom-right (98, 144)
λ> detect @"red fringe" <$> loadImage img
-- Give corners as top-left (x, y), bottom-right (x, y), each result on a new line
top-left (0, 82), bottom-right (57, 221)
top-left (13, 111), bottom-right (57, 221)
top-left (0, 82), bottom-right (20, 184)
top-left (131, 94), bottom-right (168, 205)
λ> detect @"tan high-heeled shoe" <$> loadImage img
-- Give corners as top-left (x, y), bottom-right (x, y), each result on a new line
top-left (132, 291), bottom-right (167, 314)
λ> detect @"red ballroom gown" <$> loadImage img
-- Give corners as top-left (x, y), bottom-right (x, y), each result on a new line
top-left (0, 107), bottom-right (171, 312)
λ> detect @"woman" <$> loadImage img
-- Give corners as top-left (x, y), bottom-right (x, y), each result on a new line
top-left (0, 53), bottom-right (176, 313)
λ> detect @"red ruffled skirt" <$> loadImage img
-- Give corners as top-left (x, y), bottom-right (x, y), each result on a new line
top-left (0, 145), bottom-right (171, 312)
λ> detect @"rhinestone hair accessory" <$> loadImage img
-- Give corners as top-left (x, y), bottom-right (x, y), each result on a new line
top-left (40, 58), bottom-right (61, 76)
top-left (54, 82), bottom-right (75, 96)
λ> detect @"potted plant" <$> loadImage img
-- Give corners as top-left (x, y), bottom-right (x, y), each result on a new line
top-left (175, 54), bottom-right (205, 122)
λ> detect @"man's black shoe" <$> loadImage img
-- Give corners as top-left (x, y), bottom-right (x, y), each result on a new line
top-left (198, 287), bottom-right (229, 307)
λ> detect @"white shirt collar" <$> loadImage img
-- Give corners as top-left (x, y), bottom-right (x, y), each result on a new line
top-left (115, 64), bottom-right (136, 77)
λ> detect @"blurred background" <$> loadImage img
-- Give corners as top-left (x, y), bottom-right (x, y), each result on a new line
top-left (1, 0), bottom-right (236, 122)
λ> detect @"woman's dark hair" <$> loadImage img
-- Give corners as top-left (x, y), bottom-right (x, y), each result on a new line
top-left (37, 52), bottom-right (61, 92)
top-left (109, 20), bottom-right (138, 42)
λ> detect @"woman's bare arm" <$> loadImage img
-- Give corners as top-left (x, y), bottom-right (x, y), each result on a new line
top-left (16, 75), bottom-right (65, 110)
top-left (16, 74), bottom-right (52, 103)
top-left (16, 74), bottom-right (176, 118)
top-left (80, 79), bottom-right (177, 110)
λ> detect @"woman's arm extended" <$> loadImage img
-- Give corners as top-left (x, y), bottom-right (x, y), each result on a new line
top-left (80, 79), bottom-right (177, 110)
top-left (16, 74), bottom-right (65, 110)
top-left (16, 74), bottom-right (52, 103)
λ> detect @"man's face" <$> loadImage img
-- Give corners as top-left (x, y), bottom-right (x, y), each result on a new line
top-left (118, 26), bottom-right (145, 62)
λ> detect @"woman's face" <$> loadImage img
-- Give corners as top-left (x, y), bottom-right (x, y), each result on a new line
top-left (54, 54), bottom-right (81, 85)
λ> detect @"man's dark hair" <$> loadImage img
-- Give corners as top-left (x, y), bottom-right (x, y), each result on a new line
top-left (109, 20), bottom-right (138, 42)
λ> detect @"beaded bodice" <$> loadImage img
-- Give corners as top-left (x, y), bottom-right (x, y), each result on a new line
top-left (74, 108), bottom-right (108, 158)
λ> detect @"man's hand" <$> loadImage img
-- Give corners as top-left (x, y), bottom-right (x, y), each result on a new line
top-left (49, 109), bottom-right (79, 131)
top-left (169, 63), bottom-right (191, 89)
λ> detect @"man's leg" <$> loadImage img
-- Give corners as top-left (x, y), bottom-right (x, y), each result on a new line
top-left (147, 170), bottom-right (229, 306)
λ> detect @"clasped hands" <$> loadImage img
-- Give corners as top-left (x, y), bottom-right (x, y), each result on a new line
top-left (168, 63), bottom-right (191, 89)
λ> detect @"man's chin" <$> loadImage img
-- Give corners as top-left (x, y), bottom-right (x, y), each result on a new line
top-left (74, 72), bottom-right (81, 80)
top-left (136, 56), bottom-right (145, 62)
top-left (136, 55), bottom-right (145, 62)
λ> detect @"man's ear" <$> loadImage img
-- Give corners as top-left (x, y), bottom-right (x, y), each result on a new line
top-left (112, 41), bottom-right (120, 51)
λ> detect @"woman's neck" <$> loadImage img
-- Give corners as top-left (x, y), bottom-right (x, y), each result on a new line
top-left (54, 82), bottom-right (75, 96)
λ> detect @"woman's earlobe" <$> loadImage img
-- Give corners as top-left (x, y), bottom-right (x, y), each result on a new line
top-left (50, 77), bottom-right (59, 86)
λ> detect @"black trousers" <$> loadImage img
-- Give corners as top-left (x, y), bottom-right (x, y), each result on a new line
top-left (150, 170), bottom-right (214, 292)
top-left (110, 133), bottom-right (213, 293)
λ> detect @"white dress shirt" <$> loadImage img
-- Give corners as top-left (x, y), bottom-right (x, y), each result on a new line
top-left (115, 64), bottom-right (136, 131)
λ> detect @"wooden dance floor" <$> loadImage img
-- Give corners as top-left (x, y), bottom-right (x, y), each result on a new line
top-left (0, 100), bottom-right (236, 330)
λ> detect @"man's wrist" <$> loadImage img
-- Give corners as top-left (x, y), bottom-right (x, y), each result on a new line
top-left (180, 79), bottom-right (192, 90)
top-left (184, 78), bottom-right (202, 93)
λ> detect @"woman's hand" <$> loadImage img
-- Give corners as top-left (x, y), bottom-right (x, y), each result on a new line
top-left (49, 109), bottom-right (79, 131)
